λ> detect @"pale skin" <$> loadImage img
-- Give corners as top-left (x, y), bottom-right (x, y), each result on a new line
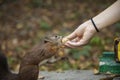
top-left (63, 0), bottom-right (120, 48)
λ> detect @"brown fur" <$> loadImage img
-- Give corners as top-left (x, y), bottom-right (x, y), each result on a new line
top-left (0, 35), bottom-right (63, 80)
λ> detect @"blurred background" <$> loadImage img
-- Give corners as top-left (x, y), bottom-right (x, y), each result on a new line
top-left (0, 0), bottom-right (120, 72)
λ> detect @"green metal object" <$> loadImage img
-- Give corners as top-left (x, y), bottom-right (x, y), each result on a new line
top-left (99, 52), bottom-right (120, 74)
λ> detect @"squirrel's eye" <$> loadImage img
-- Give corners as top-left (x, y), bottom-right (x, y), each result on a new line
top-left (55, 36), bottom-right (58, 38)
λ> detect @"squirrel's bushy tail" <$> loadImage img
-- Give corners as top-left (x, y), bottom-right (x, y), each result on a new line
top-left (0, 51), bottom-right (10, 77)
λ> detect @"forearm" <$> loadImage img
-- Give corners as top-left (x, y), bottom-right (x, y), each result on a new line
top-left (93, 0), bottom-right (120, 30)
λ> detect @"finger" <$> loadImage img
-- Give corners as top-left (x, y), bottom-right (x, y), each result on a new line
top-left (67, 41), bottom-right (85, 47)
top-left (66, 35), bottom-right (89, 47)
top-left (76, 37), bottom-right (81, 42)
top-left (64, 37), bottom-right (81, 48)
top-left (71, 37), bottom-right (81, 42)
top-left (63, 34), bottom-right (82, 45)
top-left (65, 32), bottom-right (77, 40)
top-left (64, 42), bottom-right (76, 48)
top-left (62, 32), bottom-right (77, 44)
top-left (71, 38), bottom-right (78, 42)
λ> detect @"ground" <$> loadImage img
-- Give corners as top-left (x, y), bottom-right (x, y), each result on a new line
top-left (38, 70), bottom-right (111, 80)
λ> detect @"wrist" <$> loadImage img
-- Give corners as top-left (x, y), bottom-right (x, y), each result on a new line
top-left (85, 20), bottom-right (97, 34)
top-left (90, 18), bottom-right (100, 32)
top-left (93, 17), bottom-right (105, 30)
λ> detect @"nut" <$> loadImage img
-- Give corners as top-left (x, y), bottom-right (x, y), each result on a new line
top-left (62, 38), bottom-right (69, 44)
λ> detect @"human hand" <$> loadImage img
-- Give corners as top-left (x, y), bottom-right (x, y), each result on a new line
top-left (62, 1), bottom-right (120, 48)
top-left (63, 20), bottom-right (97, 48)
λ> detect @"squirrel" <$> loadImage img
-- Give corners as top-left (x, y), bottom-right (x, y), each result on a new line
top-left (0, 35), bottom-right (64, 80)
